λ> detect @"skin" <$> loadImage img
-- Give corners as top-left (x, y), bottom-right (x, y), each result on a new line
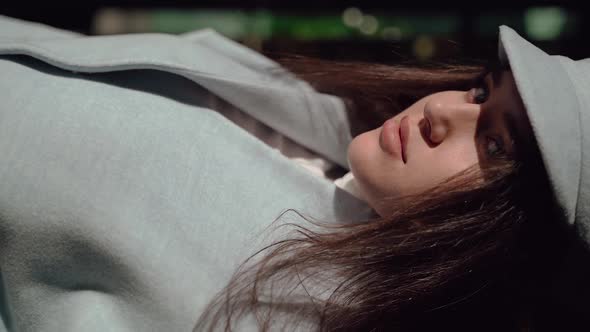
top-left (347, 70), bottom-right (536, 217)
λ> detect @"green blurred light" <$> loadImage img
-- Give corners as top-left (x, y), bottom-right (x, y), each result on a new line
top-left (381, 26), bottom-right (402, 40)
top-left (342, 7), bottom-right (363, 27)
top-left (524, 7), bottom-right (567, 40)
top-left (359, 15), bottom-right (379, 35)
top-left (150, 10), bottom-right (250, 38)
top-left (94, 8), bottom-right (462, 42)
top-left (273, 15), bottom-right (352, 40)
top-left (146, 10), bottom-right (459, 41)
top-left (248, 10), bottom-right (273, 39)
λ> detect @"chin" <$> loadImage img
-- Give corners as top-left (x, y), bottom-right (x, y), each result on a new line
top-left (347, 129), bottom-right (386, 196)
top-left (347, 130), bottom-right (376, 176)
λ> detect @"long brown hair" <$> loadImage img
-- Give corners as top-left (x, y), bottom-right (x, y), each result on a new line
top-left (192, 54), bottom-right (570, 331)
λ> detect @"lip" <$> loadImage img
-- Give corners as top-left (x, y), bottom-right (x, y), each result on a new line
top-left (379, 117), bottom-right (405, 163)
top-left (400, 115), bottom-right (409, 163)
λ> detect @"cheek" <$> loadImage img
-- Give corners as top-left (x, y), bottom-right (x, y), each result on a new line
top-left (410, 143), bottom-right (482, 189)
top-left (349, 135), bottom-right (482, 209)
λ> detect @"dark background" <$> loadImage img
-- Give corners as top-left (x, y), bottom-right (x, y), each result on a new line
top-left (2, 1), bottom-right (588, 64)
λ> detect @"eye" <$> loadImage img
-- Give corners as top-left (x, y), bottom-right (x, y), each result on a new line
top-left (470, 76), bottom-right (490, 104)
top-left (484, 136), bottom-right (506, 158)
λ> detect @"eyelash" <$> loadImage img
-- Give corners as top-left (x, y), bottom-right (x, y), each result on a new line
top-left (484, 135), bottom-right (505, 158)
top-left (472, 73), bottom-right (507, 159)
top-left (471, 76), bottom-right (490, 104)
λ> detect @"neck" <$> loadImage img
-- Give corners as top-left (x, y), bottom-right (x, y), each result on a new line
top-left (334, 172), bottom-right (367, 202)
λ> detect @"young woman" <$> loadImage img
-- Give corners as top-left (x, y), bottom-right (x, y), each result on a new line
top-left (193, 26), bottom-right (589, 331)
top-left (0, 16), bottom-right (587, 332)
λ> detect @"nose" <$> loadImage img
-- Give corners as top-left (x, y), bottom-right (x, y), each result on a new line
top-left (422, 93), bottom-right (480, 145)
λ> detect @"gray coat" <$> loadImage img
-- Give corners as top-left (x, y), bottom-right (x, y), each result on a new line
top-left (0, 15), bottom-right (373, 331)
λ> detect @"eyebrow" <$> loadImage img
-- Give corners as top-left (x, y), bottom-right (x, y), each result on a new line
top-left (490, 67), bottom-right (503, 90)
top-left (481, 59), bottom-right (505, 89)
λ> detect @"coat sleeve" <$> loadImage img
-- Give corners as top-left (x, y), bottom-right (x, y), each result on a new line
top-left (0, 15), bottom-right (355, 170)
top-left (178, 28), bottom-right (356, 169)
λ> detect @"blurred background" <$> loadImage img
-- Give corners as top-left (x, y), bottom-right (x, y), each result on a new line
top-left (2, 1), bottom-right (588, 64)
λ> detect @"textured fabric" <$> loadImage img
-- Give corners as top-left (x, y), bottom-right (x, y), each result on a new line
top-left (0, 15), bottom-right (375, 331)
top-left (498, 25), bottom-right (582, 229)
top-left (209, 95), bottom-right (363, 198)
top-left (498, 25), bottom-right (590, 319)
top-left (334, 172), bottom-right (367, 202)
top-left (210, 95), bottom-right (344, 179)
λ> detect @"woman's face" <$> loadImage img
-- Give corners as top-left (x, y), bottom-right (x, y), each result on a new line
top-left (347, 69), bottom-right (535, 216)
